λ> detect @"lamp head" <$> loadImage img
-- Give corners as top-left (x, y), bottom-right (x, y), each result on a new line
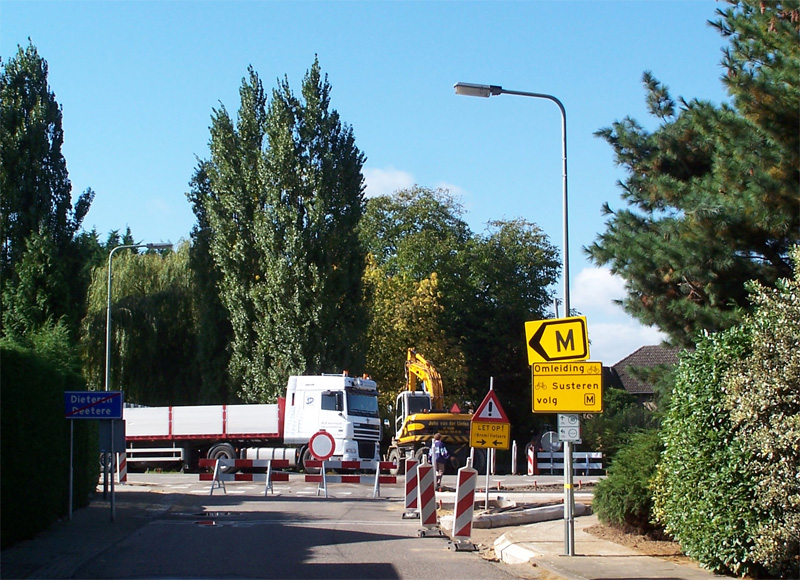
top-left (454, 82), bottom-right (503, 98)
top-left (145, 242), bottom-right (173, 251)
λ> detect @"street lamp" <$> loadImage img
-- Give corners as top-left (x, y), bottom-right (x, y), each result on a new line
top-left (454, 82), bottom-right (570, 316)
top-left (104, 242), bottom-right (173, 392)
top-left (455, 82), bottom-right (575, 556)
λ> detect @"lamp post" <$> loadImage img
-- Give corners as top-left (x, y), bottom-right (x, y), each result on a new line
top-left (453, 82), bottom-right (570, 316)
top-left (104, 242), bottom-right (173, 392)
top-left (454, 82), bottom-right (575, 556)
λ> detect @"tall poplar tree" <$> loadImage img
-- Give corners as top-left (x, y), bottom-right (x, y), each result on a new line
top-left (588, 1), bottom-right (799, 346)
top-left (191, 59), bottom-right (367, 402)
top-left (0, 42), bottom-right (95, 339)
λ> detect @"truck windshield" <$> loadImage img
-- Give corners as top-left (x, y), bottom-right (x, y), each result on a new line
top-left (346, 389), bottom-right (379, 417)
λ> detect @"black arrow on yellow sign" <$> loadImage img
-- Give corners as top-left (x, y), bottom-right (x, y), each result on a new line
top-left (527, 317), bottom-right (589, 363)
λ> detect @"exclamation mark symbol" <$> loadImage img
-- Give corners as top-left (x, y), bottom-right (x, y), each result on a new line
top-left (488, 401), bottom-right (494, 417)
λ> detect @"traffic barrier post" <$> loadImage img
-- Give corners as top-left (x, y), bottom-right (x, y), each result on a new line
top-left (198, 458), bottom-right (291, 496)
top-left (115, 452), bottom-right (128, 484)
top-left (304, 460), bottom-right (397, 498)
top-left (416, 456), bottom-right (444, 537)
top-left (448, 461), bottom-right (478, 551)
top-left (402, 457), bottom-right (419, 519)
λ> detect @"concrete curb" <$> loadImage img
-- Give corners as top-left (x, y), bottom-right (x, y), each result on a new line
top-left (439, 502), bottom-right (590, 535)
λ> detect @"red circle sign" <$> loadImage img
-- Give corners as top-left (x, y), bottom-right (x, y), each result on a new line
top-left (309, 430), bottom-right (335, 461)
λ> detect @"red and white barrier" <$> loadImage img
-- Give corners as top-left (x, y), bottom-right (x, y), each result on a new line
top-left (304, 459), bottom-right (396, 498)
top-left (526, 443), bottom-right (538, 476)
top-left (416, 457), bottom-right (443, 537)
top-left (115, 452), bottom-right (128, 485)
top-left (198, 459), bottom-right (290, 496)
top-left (448, 463), bottom-right (478, 551)
top-left (403, 458), bottom-right (419, 519)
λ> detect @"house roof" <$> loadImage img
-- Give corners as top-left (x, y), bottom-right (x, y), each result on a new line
top-left (610, 345), bottom-right (681, 395)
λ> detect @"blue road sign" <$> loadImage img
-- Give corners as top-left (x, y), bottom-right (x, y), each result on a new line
top-left (65, 391), bottom-right (123, 419)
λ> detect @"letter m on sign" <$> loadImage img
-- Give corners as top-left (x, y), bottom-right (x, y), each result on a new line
top-left (556, 329), bottom-right (574, 352)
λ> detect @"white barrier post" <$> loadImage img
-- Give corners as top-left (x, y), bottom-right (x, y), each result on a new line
top-left (317, 460), bottom-right (328, 497)
top-left (209, 459), bottom-right (225, 495)
top-left (511, 440), bottom-right (518, 475)
top-left (403, 457), bottom-right (419, 519)
top-left (449, 460), bottom-right (478, 551)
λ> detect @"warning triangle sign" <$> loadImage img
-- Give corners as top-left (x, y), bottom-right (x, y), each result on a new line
top-left (472, 390), bottom-right (509, 423)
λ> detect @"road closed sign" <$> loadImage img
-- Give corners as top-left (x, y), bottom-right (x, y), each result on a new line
top-left (531, 361), bottom-right (603, 413)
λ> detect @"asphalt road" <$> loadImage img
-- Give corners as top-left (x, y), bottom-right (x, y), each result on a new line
top-left (3, 473), bottom-right (585, 579)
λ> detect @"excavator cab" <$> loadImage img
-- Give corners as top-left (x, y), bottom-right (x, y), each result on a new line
top-left (394, 391), bottom-right (432, 436)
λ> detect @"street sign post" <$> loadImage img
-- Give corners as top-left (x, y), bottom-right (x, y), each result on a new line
top-left (525, 316), bottom-right (589, 364)
top-left (531, 361), bottom-right (603, 413)
top-left (65, 391), bottom-right (123, 419)
top-left (470, 421), bottom-right (510, 449)
top-left (557, 414), bottom-right (581, 443)
top-left (64, 391), bottom-right (124, 522)
top-left (470, 387), bottom-right (510, 508)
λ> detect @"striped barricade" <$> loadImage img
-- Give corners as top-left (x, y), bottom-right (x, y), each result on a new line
top-left (402, 458), bottom-right (419, 519)
top-left (448, 462), bottom-right (478, 551)
top-left (304, 460), bottom-right (397, 498)
top-left (115, 452), bottom-right (128, 485)
top-left (198, 459), bottom-right (291, 496)
top-left (416, 457), bottom-right (444, 537)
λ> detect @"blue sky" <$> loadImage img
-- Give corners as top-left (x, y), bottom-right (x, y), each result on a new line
top-left (2, 1), bottom-right (730, 365)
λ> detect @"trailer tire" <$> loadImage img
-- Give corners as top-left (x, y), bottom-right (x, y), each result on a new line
top-left (301, 447), bottom-right (320, 475)
top-left (207, 443), bottom-right (238, 473)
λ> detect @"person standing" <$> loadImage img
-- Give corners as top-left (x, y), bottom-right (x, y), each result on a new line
top-left (429, 433), bottom-right (449, 489)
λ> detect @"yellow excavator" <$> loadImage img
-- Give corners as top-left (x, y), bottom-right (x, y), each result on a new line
top-left (385, 348), bottom-right (485, 475)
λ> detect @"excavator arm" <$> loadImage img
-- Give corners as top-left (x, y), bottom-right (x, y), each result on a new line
top-left (404, 348), bottom-right (445, 411)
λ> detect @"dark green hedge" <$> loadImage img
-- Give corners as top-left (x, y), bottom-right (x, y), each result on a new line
top-left (1, 344), bottom-right (99, 548)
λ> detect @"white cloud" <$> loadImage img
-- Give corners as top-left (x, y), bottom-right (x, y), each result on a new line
top-left (588, 321), bottom-right (667, 366)
top-left (572, 267), bottom-right (627, 317)
top-left (363, 166), bottom-right (414, 198)
top-left (570, 266), bottom-right (668, 364)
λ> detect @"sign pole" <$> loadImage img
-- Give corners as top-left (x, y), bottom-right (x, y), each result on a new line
top-left (564, 440), bottom-right (574, 555)
top-left (68, 421), bottom-right (74, 521)
top-left (110, 419), bottom-right (116, 522)
top-left (485, 378), bottom-right (493, 509)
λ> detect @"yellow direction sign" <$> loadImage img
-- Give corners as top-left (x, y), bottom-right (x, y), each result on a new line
top-left (470, 421), bottom-right (510, 449)
top-left (532, 360), bottom-right (603, 413)
top-left (525, 316), bottom-right (589, 364)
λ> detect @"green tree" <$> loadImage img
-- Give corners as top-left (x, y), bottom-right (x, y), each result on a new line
top-left (0, 42), bottom-right (95, 338)
top-left (82, 243), bottom-right (199, 405)
top-left (186, 166), bottom-right (234, 403)
top-left (588, 1), bottom-right (799, 346)
top-left (360, 188), bottom-right (560, 440)
top-left (191, 59), bottom-right (367, 402)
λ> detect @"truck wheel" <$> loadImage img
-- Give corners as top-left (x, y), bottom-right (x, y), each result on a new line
top-left (301, 447), bottom-right (320, 475)
top-left (207, 443), bottom-right (238, 474)
top-left (388, 449), bottom-right (405, 476)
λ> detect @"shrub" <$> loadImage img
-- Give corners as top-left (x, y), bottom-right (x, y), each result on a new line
top-left (0, 341), bottom-right (98, 548)
top-left (652, 247), bottom-right (800, 578)
top-left (592, 428), bottom-right (662, 533)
